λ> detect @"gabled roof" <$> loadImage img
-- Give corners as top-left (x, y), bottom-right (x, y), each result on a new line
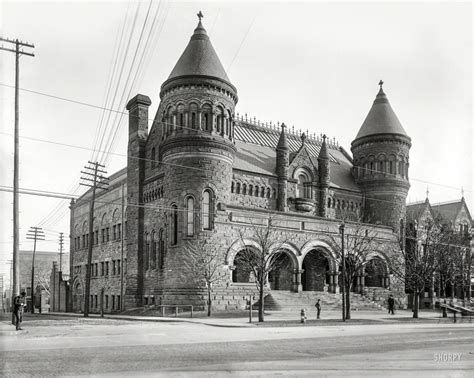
top-left (431, 198), bottom-right (472, 225)
top-left (233, 120), bottom-right (360, 191)
top-left (406, 199), bottom-right (433, 223)
top-left (166, 20), bottom-right (231, 86)
top-left (354, 87), bottom-right (409, 141)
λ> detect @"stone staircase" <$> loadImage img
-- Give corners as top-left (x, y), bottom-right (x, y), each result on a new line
top-left (258, 290), bottom-right (385, 312)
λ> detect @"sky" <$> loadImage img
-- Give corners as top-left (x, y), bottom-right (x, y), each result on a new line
top-left (0, 1), bottom-right (472, 286)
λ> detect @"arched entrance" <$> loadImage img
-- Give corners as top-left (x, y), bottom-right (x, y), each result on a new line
top-left (365, 257), bottom-right (387, 287)
top-left (73, 281), bottom-right (83, 313)
top-left (268, 252), bottom-right (293, 290)
top-left (232, 250), bottom-right (254, 283)
top-left (302, 249), bottom-right (331, 291)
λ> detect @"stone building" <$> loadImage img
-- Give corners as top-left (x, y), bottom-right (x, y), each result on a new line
top-left (406, 196), bottom-right (473, 307)
top-left (70, 16), bottom-right (413, 313)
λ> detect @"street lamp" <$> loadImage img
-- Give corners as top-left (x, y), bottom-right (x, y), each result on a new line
top-left (339, 222), bottom-right (346, 322)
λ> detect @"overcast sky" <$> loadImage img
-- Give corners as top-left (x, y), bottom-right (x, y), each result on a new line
top-left (0, 1), bottom-right (472, 283)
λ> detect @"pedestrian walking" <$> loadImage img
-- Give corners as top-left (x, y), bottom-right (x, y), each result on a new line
top-left (13, 292), bottom-right (26, 330)
top-left (315, 299), bottom-right (321, 319)
top-left (388, 294), bottom-right (395, 315)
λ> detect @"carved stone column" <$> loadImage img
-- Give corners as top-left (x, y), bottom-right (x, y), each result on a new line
top-left (293, 269), bottom-right (303, 293)
top-left (197, 111), bottom-right (202, 130)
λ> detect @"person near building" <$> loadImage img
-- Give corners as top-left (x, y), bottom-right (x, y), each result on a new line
top-left (388, 294), bottom-right (395, 315)
top-left (315, 299), bottom-right (321, 319)
top-left (13, 292), bottom-right (26, 330)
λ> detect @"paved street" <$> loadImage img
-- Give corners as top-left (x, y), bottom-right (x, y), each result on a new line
top-left (1, 313), bottom-right (473, 377)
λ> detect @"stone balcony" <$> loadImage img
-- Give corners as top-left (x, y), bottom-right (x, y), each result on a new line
top-left (294, 198), bottom-right (315, 212)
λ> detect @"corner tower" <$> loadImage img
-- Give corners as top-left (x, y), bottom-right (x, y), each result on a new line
top-left (157, 15), bottom-right (237, 284)
top-left (351, 82), bottom-right (411, 230)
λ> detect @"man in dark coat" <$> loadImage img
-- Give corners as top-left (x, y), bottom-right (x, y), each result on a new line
top-left (13, 292), bottom-right (26, 330)
top-left (315, 299), bottom-right (321, 319)
top-left (388, 294), bottom-right (395, 315)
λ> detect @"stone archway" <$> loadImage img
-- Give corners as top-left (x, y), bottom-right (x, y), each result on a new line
top-left (302, 249), bottom-right (331, 291)
top-left (365, 257), bottom-right (388, 288)
top-left (231, 249), bottom-right (254, 283)
top-left (268, 252), bottom-right (295, 291)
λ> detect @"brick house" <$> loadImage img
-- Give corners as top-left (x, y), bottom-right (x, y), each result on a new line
top-left (69, 17), bottom-right (414, 313)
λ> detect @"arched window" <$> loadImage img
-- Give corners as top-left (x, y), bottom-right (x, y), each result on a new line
top-left (189, 103), bottom-right (198, 129)
top-left (151, 231), bottom-right (157, 269)
top-left (249, 185), bottom-right (253, 196)
top-left (236, 182), bottom-right (241, 194)
top-left (145, 233), bottom-right (151, 270)
top-left (158, 229), bottom-right (165, 269)
top-left (231, 181), bottom-right (235, 193)
top-left (171, 204), bottom-right (178, 245)
top-left (242, 184), bottom-right (247, 195)
top-left (186, 196), bottom-right (194, 236)
top-left (295, 169), bottom-right (311, 198)
top-left (328, 198), bottom-right (332, 208)
top-left (202, 190), bottom-right (212, 230)
top-left (260, 186), bottom-right (265, 198)
top-left (151, 148), bottom-right (156, 169)
top-left (202, 104), bottom-right (211, 131)
top-left (266, 188), bottom-right (271, 198)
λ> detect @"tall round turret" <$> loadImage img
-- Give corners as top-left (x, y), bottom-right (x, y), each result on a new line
top-left (351, 82), bottom-right (411, 230)
top-left (158, 16), bottom-right (237, 246)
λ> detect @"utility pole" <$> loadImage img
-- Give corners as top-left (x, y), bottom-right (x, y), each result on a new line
top-left (339, 223), bottom-right (346, 322)
top-left (59, 232), bottom-right (64, 272)
top-left (0, 37), bottom-right (35, 306)
top-left (26, 226), bottom-right (45, 314)
top-left (58, 232), bottom-right (64, 312)
top-left (80, 161), bottom-right (108, 317)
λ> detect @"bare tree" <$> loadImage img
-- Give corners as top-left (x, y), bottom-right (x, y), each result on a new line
top-left (236, 216), bottom-right (291, 322)
top-left (332, 219), bottom-right (381, 320)
top-left (392, 220), bottom-right (445, 318)
top-left (436, 231), bottom-right (465, 301)
top-left (183, 239), bottom-right (226, 317)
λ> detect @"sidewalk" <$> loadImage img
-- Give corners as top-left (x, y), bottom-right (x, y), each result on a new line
top-left (39, 308), bottom-right (463, 328)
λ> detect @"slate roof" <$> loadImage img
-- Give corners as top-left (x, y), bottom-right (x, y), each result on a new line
top-left (406, 200), bottom-right (431, 222)
top-left (167, 21), bottom-right (231, 85)
top-left (233, 120), bottom-right (360, 191)
top-left (354, 88), bottom-right (409, 140)
top-left (431, 199), bottom-right (472, 224)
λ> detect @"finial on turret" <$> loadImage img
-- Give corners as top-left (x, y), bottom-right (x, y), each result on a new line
top-left (426, 187), bottom-right (429, 201)
top-left (379, 79), bottom-right (384, 89)
top-left (197, 11), bottom-right (204, 22)
top-left (301, 132), bottom-right (306, 146)
top-left (461, 187), bottom-right (464, 198)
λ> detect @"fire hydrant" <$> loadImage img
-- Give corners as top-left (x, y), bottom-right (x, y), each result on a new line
top-left (300, 308), bottom-right (307, 323)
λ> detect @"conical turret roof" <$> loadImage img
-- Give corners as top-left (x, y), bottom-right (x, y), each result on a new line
top-left (354, 85), bottom-right (408, 140)
top-left (167, 20), bottom-right (231, 85)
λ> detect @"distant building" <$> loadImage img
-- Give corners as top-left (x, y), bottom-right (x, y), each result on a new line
top-left (19, 249), bottom-right (69, 310)
top-left (0, 275), bottom-right (4, 312)
top-left (406, 196), bottom-right (473, 307)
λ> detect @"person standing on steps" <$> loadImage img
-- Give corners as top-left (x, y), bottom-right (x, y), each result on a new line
top-left (388, 294), bottom-right (395, 315)
top-left (315, 299), bottom-right (321, 319)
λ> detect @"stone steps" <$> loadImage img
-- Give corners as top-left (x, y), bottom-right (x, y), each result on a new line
top-left (259, 290), bottom-right (385, 312)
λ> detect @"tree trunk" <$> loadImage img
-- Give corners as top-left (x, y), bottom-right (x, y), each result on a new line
top-left (207, 287), bottom-right (212, 317)
top-left (413, 290), bottom-right (419, 318)
top-left (258, 278), bottom-right (265, 322)
top-left (346, 282), bottom-right (351, 320)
